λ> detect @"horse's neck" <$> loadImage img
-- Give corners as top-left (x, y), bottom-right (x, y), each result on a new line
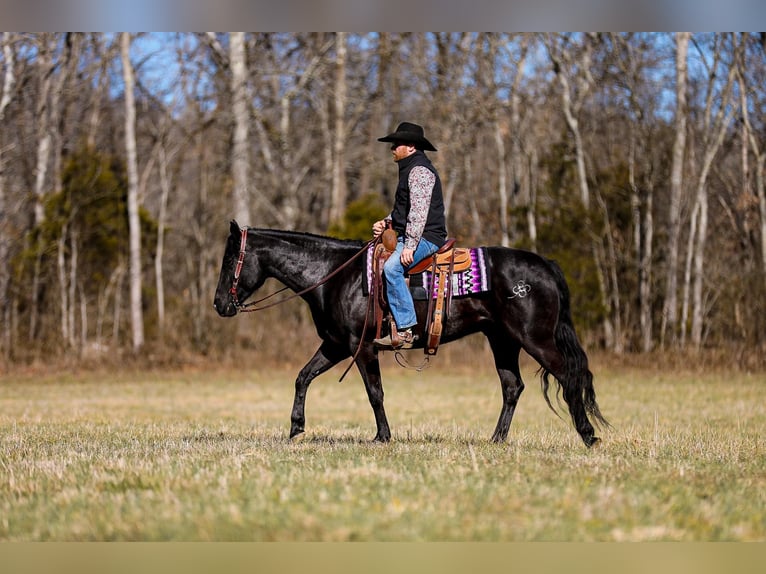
top-left (255, 231), bottom-right (356, 293)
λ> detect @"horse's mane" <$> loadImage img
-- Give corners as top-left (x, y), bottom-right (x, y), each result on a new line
top-left (249, 228), bottom-right (366, 250)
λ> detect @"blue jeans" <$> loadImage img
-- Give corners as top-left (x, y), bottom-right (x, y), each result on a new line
top-left (383, 237), bottom-right (439, 330)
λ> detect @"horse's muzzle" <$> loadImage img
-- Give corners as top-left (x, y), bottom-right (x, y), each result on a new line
top-left (213, 299), bottom-right (238, 317)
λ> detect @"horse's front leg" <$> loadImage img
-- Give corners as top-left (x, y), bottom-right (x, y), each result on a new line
top-left (290, 341), bottom-right (348, 439)
top-left (356, 347), bottom-right (391, 442)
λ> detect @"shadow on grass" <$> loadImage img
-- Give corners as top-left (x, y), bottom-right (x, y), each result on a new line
top-left (179, 429), bottom-right (500, 447)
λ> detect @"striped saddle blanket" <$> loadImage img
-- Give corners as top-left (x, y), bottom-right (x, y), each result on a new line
top-left (363, 244), bottom-right (491, 300)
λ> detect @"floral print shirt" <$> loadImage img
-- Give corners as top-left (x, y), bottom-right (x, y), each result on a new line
top-left (387, 165), bottom-right (436, 250)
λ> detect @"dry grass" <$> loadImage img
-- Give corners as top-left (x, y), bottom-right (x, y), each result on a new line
top-left (0, 353), bottom-right (764, 541)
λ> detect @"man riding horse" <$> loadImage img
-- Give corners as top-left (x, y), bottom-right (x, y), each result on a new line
top-left (372, 122), bottom-right (447, 350)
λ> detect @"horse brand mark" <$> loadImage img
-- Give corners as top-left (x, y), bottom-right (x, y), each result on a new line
top-left (509, 280), bottom-right (531, 299)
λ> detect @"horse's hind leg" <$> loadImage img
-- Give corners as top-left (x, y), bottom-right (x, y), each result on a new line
top-left (290, 341), bottom-right (348, 439)
top-left (486, 332), bottom-right (525, 443)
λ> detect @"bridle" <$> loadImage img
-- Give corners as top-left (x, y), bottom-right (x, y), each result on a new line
top-left (228, 227), bottom-right (252, 309)
top-left (229, 226), bottom-right (376, 313)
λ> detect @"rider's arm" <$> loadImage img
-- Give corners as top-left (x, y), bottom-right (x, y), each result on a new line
top-left (404, 166), bottom-right (436, 250)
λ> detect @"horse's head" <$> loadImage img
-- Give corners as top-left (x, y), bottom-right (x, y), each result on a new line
top-left (213, 220), bottom-right (263, 317)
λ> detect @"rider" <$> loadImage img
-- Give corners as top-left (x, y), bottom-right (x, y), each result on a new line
top-left (372, 122), bottom-right (448, 349)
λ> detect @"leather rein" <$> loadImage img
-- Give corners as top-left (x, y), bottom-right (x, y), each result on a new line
top-left (229, 227), bottom-right (376, 313)
top-left (229, 227), bottom-right (378, 382)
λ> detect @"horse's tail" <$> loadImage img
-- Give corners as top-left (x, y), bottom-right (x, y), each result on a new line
top-left (541, 259), bottom-right (610, 430)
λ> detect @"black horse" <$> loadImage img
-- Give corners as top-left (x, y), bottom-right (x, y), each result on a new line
top-left (213, 220), bottom-right (608, 447)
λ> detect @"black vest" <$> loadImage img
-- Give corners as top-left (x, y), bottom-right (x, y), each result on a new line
top-left (390, 150), bottom-right (447, 248)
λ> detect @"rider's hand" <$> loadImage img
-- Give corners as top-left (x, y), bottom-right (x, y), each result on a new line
top-left (401, 247), bottom-right (415, 267)
top-left (372, 220), bottom-right (386, 238)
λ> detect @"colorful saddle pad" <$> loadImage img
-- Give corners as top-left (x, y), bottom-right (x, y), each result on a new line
top-left (363, 244), bottom-right (491, 300)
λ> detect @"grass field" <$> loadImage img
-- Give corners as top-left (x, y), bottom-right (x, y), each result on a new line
top-left (0, 353), bottom-right (764, 541)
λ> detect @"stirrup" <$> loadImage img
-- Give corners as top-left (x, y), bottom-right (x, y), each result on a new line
top-left (374, 329), bottom-right (418, 350)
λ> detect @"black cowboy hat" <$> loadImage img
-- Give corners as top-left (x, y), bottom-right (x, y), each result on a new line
top-left (377, 121), bottom-right (437, 152)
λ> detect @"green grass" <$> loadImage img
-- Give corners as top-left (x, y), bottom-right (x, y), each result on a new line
top-left (0, 356), bottom-right (764, 541)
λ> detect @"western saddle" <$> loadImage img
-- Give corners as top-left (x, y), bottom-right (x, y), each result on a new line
top-left (372, 228), bottom-right (470, 355)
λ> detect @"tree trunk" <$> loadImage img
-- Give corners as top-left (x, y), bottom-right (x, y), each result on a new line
top-left (690, 34), bottom-right (739, 348)
top-left (546, 33), bottom-right (616, 346)
top-left (617, 33), bottom-right (656, 353)
top-left (57, 227), bottom-right (69, 345)
top-left (691, 182), bottom-right (709, 347)
top-left (33, 35), bottom-right (54, 228)
top-left (86, 34), bottom-right (113, 148)
top-left (681, 194), bottom-right (698, 348)
top-left (736, 41), bottom-right (766, 276)
top-left (0, 32), bottom-right (15, 358)
top-left (230, 32), bottom-right (251, 226)
top-left (508, 36), bottom-right (529, 247)
top-left (527, 150), bottom-right (538, 251)
top-left (757, 157), bottom-right (766, 276)
top-left (494, 120), bottom-right (509, 247)
top-left (547, 34), bottom-right (593, 209)
top-left (156, 143), bottom-right (172, 336)
top-left (29, 34), bottom-right (59, 343)
top-left (628, 115), bottom-right (655, 352)
top-left (121, 32), bottom-right (144, 352)
top-left (661, 32), bottom-right (689, 348)
top-left (69, 228), bottom-right (79, 350)
top-left (597, 190), bottom-right (623, 352)
top-left (640, 181), bottom-right (654, 352)
top-left (359, 33), bottom-right (392, 202)
top-left (329, 32), bottom-right (348, 225)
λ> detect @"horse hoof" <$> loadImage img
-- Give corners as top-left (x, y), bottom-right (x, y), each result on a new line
top-left (290, 431), bottom-right (306, 443)
top-left (586, 436), bottom-right (602, 449)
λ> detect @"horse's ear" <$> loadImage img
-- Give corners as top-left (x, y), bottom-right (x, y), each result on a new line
top-left (230, 220), bottom-right (240, 236)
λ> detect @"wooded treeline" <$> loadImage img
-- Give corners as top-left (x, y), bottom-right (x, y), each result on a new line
top-left (1, 32), bottom-right (765, 367)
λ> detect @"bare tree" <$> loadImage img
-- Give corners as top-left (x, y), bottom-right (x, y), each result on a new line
top-left (661, 32), bottom-right (690, 348)
top-left (53, 34), bottom-right (85, 351)
top-left (27, 34), bottom-right (58, 342)
top-left (247, 34), bottom-right (333, 228)
top-left (85, 34), bottom-right (115, 148)
top-left (610, 33), bottom-right (661, 351)
top-left (687, 34), bottom-right (740, 348)
top-left (430, 33), bottom-right (474, 223)
top-left (0, 32), bottom-right (16, 359)
top-left (737, 35), bottom-right (766, 276)
top-left (487, 34), bottom-right (530, 247)
top-left (155, 133), bottom-right (179, 336)
top-left (279, 35), bottom-right (333, 228)
top-left (329, 32), bottom-right (348, 225)
top-left (357, 33), bottom-right (396, 202)
top-left (32, 34), bottom-right (56, 228)
top-left (546, 33), bottom-right (619, 348)
top-left (229, 32), bottom-right (251, 225)
top-left (545, 33), bottom-right (594, 209)
top-left (121, 32), bottom-right (144, 352)
top-left (508, 35), bottom-right (531, 248)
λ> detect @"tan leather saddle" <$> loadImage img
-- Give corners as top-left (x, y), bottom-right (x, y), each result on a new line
top-left (407, 238), bottom-right (472, 275)
top-left (372, 229), bottom-right (466, 355)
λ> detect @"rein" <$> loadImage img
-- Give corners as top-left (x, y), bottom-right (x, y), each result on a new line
top-left (230, 227), bottom-right (375, 313)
